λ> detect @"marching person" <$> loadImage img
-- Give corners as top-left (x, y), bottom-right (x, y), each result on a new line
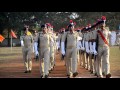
top-left (88, 25), bottom-right (94, 73)
top-left (91, 26), bottom-right (98, 76)
top-left (49, 25), bottom-right (56, 72)
top-left (84, 27), bottom-right (90, 70)
top-left (37, 24), bottom-right (53, 78)
top-left (97, 22), bottom-right (112, 78)
top-left (80, 29), bottom-right (86, 68)
top-left (33, 30), bottom-right (39, 61)
top-left (20, 26), bottom-right (33, 73)
top-left (61, 22), bottom-right (81, 78)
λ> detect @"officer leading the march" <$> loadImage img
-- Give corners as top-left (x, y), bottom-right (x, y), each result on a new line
top-left (61, 22), bottom-right (80, 78)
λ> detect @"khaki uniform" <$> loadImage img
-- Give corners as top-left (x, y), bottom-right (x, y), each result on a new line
top-left (116, 33), bottom-right (120, 49)
top-left (88, 31), bottom-right (94, 72)
top-left (56, 34), bottom-right (60, 50)
top-left (58, 33), bottom-right (62, 48)
top-left (91, 29), bottom-right (98, 74)
top-left (33, 33), bottom-right (39, 57)
top-left (92, 30), bottom-right (97, 40)
top-left (80, 33), bottom-right (86, 68)
top-left (84, 32), bottom-right (90, 70)
top-left (20, 35), bottom-right (33, 71)
top-left (60, 32), bottom-right (67, 64)
top-left (77, 32), bottom-right (83, 63)
top-left (37, 32), bottom-right (51, 76)
top-left (61, 31), bottom-right (78, 76)
top-left (97, 29), bottom-right (111, 77)
top-left (49, 32), bottom-right (56, 71)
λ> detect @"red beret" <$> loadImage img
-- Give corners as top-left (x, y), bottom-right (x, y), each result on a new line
top-left (70, 20), bottom-right (73, 23)
top-left (101, 16), bottom-right (106, 21)
top-left (46, 23), bottom-right (51, 27)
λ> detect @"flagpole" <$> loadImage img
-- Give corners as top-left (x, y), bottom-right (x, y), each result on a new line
top-left (11, 31), bottom-right (12, 52)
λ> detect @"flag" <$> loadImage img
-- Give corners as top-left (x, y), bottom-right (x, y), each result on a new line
top-left (0, 34), bottom-right (5, 43)
top-left (11, 30), bottom-right (17, 38)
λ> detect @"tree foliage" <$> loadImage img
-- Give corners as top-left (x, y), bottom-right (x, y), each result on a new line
top-left (0, 12), bottom-right (120, 36)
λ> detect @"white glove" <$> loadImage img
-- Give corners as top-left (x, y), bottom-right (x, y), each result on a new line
top-left (82, 40), bottom-right (85, 48)
top-left (93, 42), bottom-right (98, 55)
top-left (58, 40), bottom-right (60, 48)
top-left (81, 47), bottom-right (85, 51)
top-left (61, 42), bottom-right (65, 55)
top-left (94, 50), bottom-right (98, 55)
top-left (89, 42), bottom-right (94, 54)
top-left (86, 49), bottom-right (90, 54)
top-left (77, 36), bottom-right (82, 41)
top-left (77, 41), bottom-right (81, 50)
top-left (85, 41), bottom-right (90, 53)
top-left (21, 40), bottom-right (24, 46)
top-left (51, 37), bottom-right (54, 43)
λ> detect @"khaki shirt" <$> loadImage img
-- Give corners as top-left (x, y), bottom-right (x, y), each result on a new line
top-left (20, 35), bottom-right (33, 48)
top-left (78, 32), bottom-right (83, 40)
top-left (98, 29), bottom-right (111, 46)
top-left (57, 34), bottom-right (61, 42)
top-left (33, 33), bottom-right (38, 42)
top-left (61, 31), bottom-right (79, 48)
top-left (84, 32), bottom-right (89, 41)
top-left (92, 30), bottom-right (97, 40)
top-left (37, 32), bottom-right (52, 48)
top-left (82, 33), bottom-right (85, 41)
top-left (48, 32), bottom-right (56, 47)
top-left (88, 31), bottom-right (92, 41)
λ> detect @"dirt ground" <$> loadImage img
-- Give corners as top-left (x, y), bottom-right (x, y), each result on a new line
top-left (0, 47), bottom-right (120, 78)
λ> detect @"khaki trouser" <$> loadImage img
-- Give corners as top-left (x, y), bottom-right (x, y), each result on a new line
top-left (22, 47), bottom-right (32, 71)
top-left (66, 47), bottom-right (77, 76)
top-left (89, 54), bottom-right (93, 71)
top-left (93, 55), bottom-right (98, 74)
top-left (80, 50), bottom-right (86, 68)
top-left (97, 46), bottom-right (110, 77)
top-left (39, 47), bottom-right (50, 76)
top-left (102, 57), bottom-right (105, 74)
top-left (49, 46), bottom-right (55, 70)
top-left (77, 49), bottom-right (80, 63)
top-left (86, 52), bottom-right (90, 70)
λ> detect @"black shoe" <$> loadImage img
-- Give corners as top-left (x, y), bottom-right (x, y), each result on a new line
top-left (40, 75), bottom-right (43, 78)
top-left (49, 70), bottom-right (51, 73)
top-left (67, 76), bottom-right (70, 78)
top-left (36, 55), bottom-right (39, 61)
top-left (106, 73), bottom-right (111, 78)
top-left (67, 74), bottom-right (70, 76)
top-left (66, 74), bottom-right (70, 78)
top-left (24, 71), bottom-right (28, 73)
top-left (28, 70), bottom-right (31, 73)
top-left (61, 54), bottom-right (65, 60)
top-left (94, 73), bottom-right (97, 76)
top-left (51, 68), bottom-right (54, 71)
top-left (90, 71), bottom-right (93, 74)
top-left (102, 72), bottom-right (106, 76)
top-left (73, 72), bottom-right (78, 77)
top-left (45, 75), bottom-right (48, 78)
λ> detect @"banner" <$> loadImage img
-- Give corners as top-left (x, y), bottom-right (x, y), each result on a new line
top-left (11, 30), bottom-right (17, 38)
top-left (0, 34), bottom-right (5, 43)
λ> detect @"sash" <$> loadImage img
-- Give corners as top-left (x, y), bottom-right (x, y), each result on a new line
top-left (97, 30), bottom-right (109, 46)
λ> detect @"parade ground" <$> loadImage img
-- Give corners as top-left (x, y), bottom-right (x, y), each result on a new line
top-left (0, 46), bottom-right (120, 78)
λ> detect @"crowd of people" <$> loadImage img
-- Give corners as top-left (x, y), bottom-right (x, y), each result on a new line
top-left (20, 16), bottom-right (120, 78)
